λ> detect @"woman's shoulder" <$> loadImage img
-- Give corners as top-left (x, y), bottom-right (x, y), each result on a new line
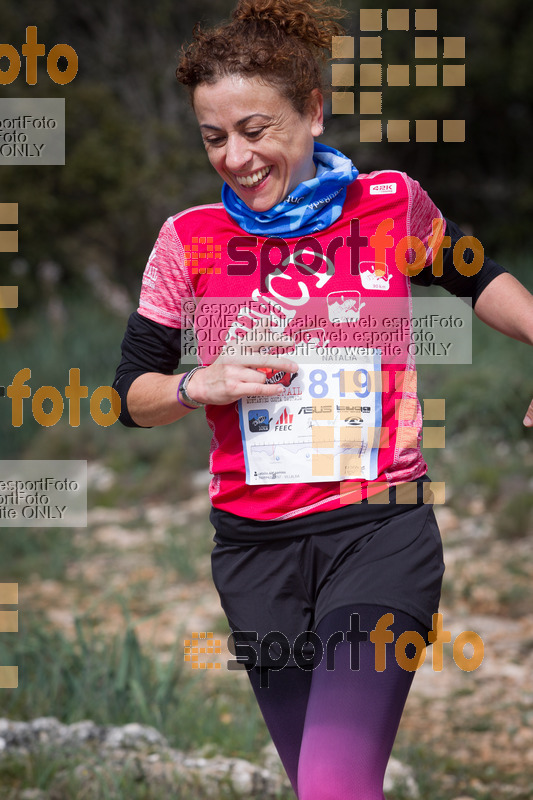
top-left (161, 201), bottom-right (241, 241)
top-left (167, 201), bottom-right (226, 226)
top-left (355, 169), bottom-right (414, 190)
top-left (152, 201), bottom-right (235, 249)
top-left (347, 170), bottom-right (435, 207)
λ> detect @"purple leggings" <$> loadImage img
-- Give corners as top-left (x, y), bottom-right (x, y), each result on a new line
top-left (246, 604), bottom-right (427, 799)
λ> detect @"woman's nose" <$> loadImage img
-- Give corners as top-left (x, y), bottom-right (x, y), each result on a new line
top-left (224, 134), bottom-right (253, 172)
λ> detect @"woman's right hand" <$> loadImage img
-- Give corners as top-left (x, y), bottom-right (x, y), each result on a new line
top-left (186, 321), bottom-right (298, 406)
top-left (127, 324), bottom-right (298, 426)
top-left (185, 351), bottom-right (299, 406)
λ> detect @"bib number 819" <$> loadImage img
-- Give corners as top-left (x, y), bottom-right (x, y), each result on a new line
top-left (309, 368), bottom-right (370, 399)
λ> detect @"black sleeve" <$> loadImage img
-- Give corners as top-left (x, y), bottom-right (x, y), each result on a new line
top-left (411, 218), bottom-right (508, 306)
top-left (113, 311), bottom-right (183, 428)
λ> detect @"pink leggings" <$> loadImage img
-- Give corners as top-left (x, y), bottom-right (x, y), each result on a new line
top-left (246, 604), bottom-right (427, 799)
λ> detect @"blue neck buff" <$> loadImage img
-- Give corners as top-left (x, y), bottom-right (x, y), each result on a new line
top-left (221, 142), bottom-right (359, 238)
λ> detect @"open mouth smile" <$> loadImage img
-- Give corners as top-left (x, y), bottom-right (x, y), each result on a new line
top-left (234, 166), bottom-right (272, 188)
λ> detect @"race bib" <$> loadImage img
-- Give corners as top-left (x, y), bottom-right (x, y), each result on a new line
top-left (239, 347), bottom-right (382, 485)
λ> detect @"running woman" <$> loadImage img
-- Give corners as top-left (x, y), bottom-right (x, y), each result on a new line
top-left (114, 1), bottom-right (533, 796)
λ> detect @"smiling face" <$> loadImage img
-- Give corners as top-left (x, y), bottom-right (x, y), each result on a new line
top-left (193, 74), bottom-right (324, 213)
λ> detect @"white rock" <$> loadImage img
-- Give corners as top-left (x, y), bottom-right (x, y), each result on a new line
top-left (384, 757), bottom-right (419, 798)
top-left (104, 723), bottom-right (168, 749)
top-left (68, 720), bottom-right (101, 741)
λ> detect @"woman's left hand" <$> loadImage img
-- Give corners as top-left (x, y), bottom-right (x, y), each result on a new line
top-left (523, 399), bottom-right (533, 427)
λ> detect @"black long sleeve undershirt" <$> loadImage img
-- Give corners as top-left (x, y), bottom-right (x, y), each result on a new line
top-left (113, 218), bottom-right (507, 428)
top-left (410, 218), bottom-right (507, 300)
top-left (113, 313), bottom-right (182, 427)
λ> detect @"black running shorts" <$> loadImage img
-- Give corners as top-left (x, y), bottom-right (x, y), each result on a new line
top-left (210, 479), bottom-right (445, 667)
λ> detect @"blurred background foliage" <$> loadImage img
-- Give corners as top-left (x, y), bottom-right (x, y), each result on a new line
top-left (0, 0), bottom-right (532, 497)
top-left (1, 0), bottom-right (532, 293)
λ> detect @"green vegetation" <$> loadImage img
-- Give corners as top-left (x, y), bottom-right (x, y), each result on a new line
top-left (415, 255), bottom-right (533, 527)
top-left (394, 741), bottom-right (533, 800)
top-left (0, 611), bottom-right (266, 758)
top-left (0, 292), bottom-right (211, 503)
top-left (152, 524), bottom-right (212, 582)
top-left (0, 752), bottom-right (296, 800)
top-left (1, 0), bottom-right (533, 296)
top-left (495, 491), bottom-right (533, 540)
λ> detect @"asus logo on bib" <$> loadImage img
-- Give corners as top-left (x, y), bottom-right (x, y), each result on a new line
top-left (370, 183), bottom-right (397, 195)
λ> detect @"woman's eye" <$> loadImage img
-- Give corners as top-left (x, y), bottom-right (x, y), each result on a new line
top-left (202, 128), bottom-right (264, 146)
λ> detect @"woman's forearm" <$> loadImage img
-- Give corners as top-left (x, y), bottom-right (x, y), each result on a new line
top-left (474, 273), bottom-right (533, 345)
top-left (127, 372), bottom-right (195, 427)
top-left (126, 351), bottom-right (299, 427)
top-left (473, 272), bottom-right (533, 427)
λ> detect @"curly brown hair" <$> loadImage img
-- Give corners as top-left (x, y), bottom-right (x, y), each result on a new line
top-left (176, 0), bottom-right (347, 115)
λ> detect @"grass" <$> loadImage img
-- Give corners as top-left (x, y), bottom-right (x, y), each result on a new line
top-left (495, 491), bottom-right (533, 540)
top-left (0, 611), bottom-right (268, 761)
top-left (1, 724), bottom-right (530, 800)
top-left (0, 526), bottom-right (81, 583)
top-left (0, 291), bottom-right (211, 503)
top-left (0, 612), bottom-right (293, 798)
top-left (393, 740), bottom-right (533, 800)
top-left (0, 749), bottom-right (296, 800)
top-left (152, 522), bottom-right (213, 582)
top-left (414, 255), bottom-right (533, 516)
top-left (0, 506), bottom-right (278, 797)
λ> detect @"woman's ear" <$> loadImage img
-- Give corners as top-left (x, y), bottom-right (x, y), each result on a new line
top-left (307, 88), bottom-right (324, 137)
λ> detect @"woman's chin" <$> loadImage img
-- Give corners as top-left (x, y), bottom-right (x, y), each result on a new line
top-left (242, 197), bottom-right (276, 212)
top-left (235, 187), bottom-right (282, 213)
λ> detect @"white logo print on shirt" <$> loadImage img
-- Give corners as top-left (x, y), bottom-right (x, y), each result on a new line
top-left (369, 183), bottom-right (397, 195)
